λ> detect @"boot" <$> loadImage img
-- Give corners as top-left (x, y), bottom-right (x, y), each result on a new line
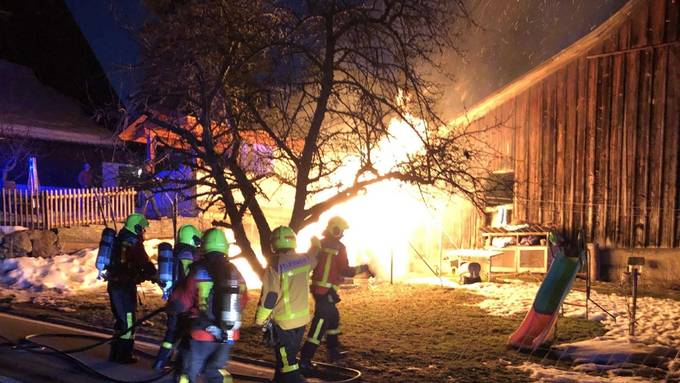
top-left (153, 347), bottom-right (173, 370)
top-left (299, 358), bottom-right (314, 372)
top-left (108, 340), bottom-right (119, 362)
top-left (327, 347), bottom-right (344, 364)
top-left (115, 339), bottom-right (138, 364)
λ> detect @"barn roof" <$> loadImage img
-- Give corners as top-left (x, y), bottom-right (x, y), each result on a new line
top-left (451, 0), bottom-right (639, 126)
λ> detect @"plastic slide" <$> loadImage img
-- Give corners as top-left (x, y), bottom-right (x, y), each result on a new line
top-left (507, 232), bottom-right (584, 351)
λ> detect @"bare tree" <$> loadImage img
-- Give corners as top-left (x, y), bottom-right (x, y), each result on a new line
top-left (134, 0), bottom-right (491, 275)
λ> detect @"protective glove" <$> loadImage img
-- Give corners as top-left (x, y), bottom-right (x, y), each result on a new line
top-left (355, 264), bottom-right (374, 277)
top-left (310, 236), bottom-right (321, 249)
top-left (261, 320), bottom-right (276, 347)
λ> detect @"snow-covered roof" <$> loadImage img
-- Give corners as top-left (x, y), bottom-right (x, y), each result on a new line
top-left (0, 60), bottom-right (117, 146)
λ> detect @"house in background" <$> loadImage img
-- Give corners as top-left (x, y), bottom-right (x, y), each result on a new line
top-left (0, 59), bottom-right (118, 189)
top-left (0, 59), bottom-right (138, 230)
top-left (455, 0), bottom-right (680, 284)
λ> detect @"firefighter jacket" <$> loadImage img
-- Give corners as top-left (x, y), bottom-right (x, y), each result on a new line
top-left (107, 228), bottom-right (156, 285)
top-left (255, 248), bottom-right (319, 330)
top-left (169, 252), bottom-right (247, 342)
top-left (309, 235), bottom-right (362, 296)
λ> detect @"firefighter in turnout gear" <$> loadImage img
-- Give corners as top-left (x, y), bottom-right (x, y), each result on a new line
top-left (255, 226), bottom-right (319, 383)
top-left (153, 224), bottom-right (203, 371)
top-left (299, 216), bottom-right (370, 368)
top-left (168, 228), bottom-right (247, 383)
top-left (106, 213), bottom-right (157, 364)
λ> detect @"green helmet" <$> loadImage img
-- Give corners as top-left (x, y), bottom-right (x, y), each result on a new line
top-left (178, 224), bottom-right (202, 247)
top-left (326, 216), bottom-right (349, 238)
top-left (270, 226), bottom-right (297, 252)
top-left (201, 228), bottom-right (229, 254)
top-left (124, 213), bottom-right (149, 235)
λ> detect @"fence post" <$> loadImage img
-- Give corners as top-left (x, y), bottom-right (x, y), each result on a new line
top-left (2, 189), bottom-right (5, 226)
top-left (19, 189), bottom-right (24, 227)
top-left (70, 188), bottom-right (75, 227)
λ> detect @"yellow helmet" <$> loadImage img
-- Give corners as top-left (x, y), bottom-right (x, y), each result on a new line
top-left (326, 216), bottom-right (349, 238)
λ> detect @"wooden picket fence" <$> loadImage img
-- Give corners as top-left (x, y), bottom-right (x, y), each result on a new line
top-left (0, 187), bottom-right (136, 229)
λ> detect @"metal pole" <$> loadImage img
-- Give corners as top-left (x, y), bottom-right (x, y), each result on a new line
top-left (585, 248), bottom-right (590, 320)
top-left (390, 249), bottom-right (394, 285)
top-left (438, 227), bottom-right (443, 287)
top-left (630, 268), bottom-right (638, 336)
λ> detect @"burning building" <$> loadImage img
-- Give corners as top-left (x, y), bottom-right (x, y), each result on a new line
top-left (450, 0), bottom-right (680, 286)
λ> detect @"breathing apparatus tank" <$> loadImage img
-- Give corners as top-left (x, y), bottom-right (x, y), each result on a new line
top-left (219, 277), bottom-right (242, 344)
top-left (157, 242), bottom-right (174, 300)
top-left (95, 228), bottom-right (116, 279)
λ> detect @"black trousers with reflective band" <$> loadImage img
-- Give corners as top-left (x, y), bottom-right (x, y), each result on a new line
top-left (107, 282), bottom-right (137, 360)
top-left (273, 325), bottom-right (305, 383)
top-left (300, 292), bottom-right (340, 361)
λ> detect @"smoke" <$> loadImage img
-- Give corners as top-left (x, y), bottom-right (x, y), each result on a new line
top-left (438, 0), bottom-right (628, 121)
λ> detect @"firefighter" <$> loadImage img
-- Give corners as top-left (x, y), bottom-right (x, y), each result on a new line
top-left (168, 228), bottom-right (247, 383)
top-left (153, 224), bottom-right (203, 370)
top-left (255, 226), bottom-right (319, 383)
top-left (299, 216), bottom-right (370, 368)
top-left (106, 213), bottom-right (157, 364)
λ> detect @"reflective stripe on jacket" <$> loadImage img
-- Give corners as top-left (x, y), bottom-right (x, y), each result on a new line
top-left (309, 236), bottom-right (357, 296)
top-left (256, 249), bottom-right (319, 330)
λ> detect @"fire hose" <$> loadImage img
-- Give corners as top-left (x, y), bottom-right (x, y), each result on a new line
top-left (0, 309), bottom-right (362, 383)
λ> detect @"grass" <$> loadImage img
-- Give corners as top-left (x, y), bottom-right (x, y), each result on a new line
top-left (0, 283), bottom-right (605, 383)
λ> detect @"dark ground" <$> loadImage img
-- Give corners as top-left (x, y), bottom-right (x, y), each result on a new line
top-left (0, 283), bottom-right (606, 383)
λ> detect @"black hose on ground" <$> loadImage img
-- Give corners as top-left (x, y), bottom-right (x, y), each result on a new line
top-left (23, 306), bottom-right (166, 355)
top-left (0, 310), bottom-right (363, 383)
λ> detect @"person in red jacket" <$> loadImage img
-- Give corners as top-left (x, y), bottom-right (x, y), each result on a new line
top-left (299, 216), bottom-right (370, 368)
top-left (168, 228), bottom-right (247, 383)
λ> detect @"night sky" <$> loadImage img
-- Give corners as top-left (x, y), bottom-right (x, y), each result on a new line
top-left (0, 0), bottom-right (627, 122)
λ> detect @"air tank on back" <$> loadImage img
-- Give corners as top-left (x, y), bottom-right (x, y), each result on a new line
top-left (95, 227), bottom-right (116, 279)
top-left (220, 276), bottom-right (242, 344)
top-left (157, 242), bottom-right (174, 300)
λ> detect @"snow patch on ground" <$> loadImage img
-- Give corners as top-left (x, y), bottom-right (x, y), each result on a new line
top-left (0, 239), bottom-right (169, 301)
top-left (462, 279), bottom-right (680, 382)
top-left (0, 226), bottom-right (28, 235)
top-left (510, 361), bottom-right (653, 383)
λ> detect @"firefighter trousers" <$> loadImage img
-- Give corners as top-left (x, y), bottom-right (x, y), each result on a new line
top-left (155, 313), bottom-right (190, 369)
top-left (107, 282), bottom-right (137, 361)
top-left (178, 340), bottom-right (232, 383)
top-left (273, 325), bottom-right (305, 383)
top-left (300, 292), bottom-right (340, 362)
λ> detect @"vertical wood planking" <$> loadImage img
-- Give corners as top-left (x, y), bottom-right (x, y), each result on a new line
top-left (667, 46), bottom-right (680, 246)
top-left (565, 60), bottom-right (578, 238)
top-left (514, 93), bottom-right (529, 222)
top-left (586, 47), bottom-right (599, 242)
top-left (527, 85), bottom-right (541, 222)
top-left (543, 74), bottom-right (557, 225)
top-left (609, 26), bottom-right (627, 247)
top-left (631, 1), bottom-right (651, 247)
top-left (647, 0), bottom-right (668, 246)
top-left (635, 49), bottom-right (653, 247)
top-left (596, 35), bottom-right (615, 247)
top-left (555, 67), bottom-right (567, 234)
top-left (575, 57), bottom-right (588, 233)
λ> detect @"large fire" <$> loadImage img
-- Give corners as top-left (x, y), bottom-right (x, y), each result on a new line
top-left (218, 113), bottom-right (456, 289)
top-left (296, 115), bottom-right (449, 282)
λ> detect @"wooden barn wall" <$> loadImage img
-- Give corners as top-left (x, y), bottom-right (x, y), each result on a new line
top-left (469, 0), bottom-right (680, 248)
